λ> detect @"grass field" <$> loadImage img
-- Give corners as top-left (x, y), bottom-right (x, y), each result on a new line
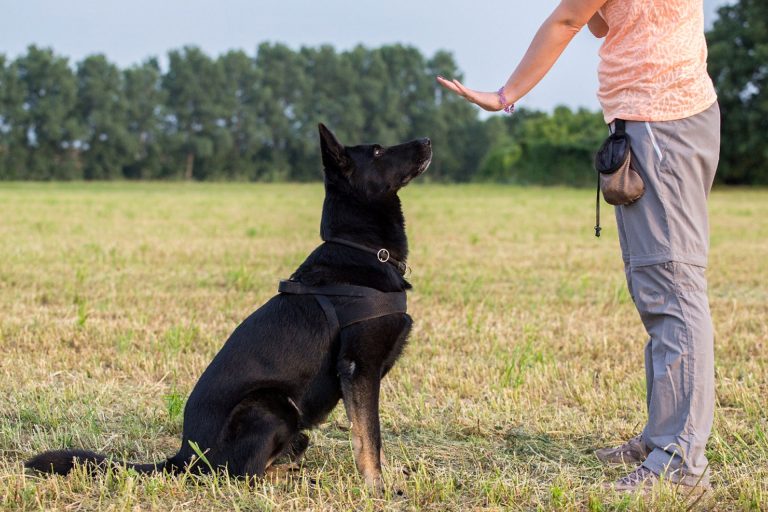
top-left (1, 182), bottom-right (766, 511)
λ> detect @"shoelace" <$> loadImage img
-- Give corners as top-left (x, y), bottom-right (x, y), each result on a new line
top-left (616, 435), bottom-right (643, 453)
top-left (617, 466), bottom-right (656, 486)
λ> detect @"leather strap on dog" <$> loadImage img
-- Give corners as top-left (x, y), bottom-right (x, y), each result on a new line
top-left (278, 279), bottom-right (407, 330)
top-left (323, 237), bottom-right (408, 276)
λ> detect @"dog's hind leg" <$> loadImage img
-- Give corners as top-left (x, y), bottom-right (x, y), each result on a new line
top-left (213, 392), bottom-right (300, 477)
top-left (265, 431), bottom-right (310, 476)
top-left (282, 432), bottom-right (309, 463)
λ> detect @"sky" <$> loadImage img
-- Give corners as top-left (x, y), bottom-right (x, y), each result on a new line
top-left (1, 0), bottom-right (733, 112)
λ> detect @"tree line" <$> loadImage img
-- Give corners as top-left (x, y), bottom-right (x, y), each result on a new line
top-left (0, 44), bottom-right (489, 182)
top-left (0, 43), bottom-right (612, 185)
top-left (0, 0), bottom-right (765, 184)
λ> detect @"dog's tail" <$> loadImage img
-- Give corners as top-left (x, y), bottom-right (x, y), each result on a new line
top-left (25, 449), bottom-right (176, 476)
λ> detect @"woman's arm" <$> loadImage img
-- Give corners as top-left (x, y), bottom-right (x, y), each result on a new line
top-left (588, 11), bottom-right (608, 38)
top-left (436, 0), bottom-right (608, 111)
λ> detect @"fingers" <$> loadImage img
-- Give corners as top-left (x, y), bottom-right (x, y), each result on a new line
top-left (435, 76), bottom-right (501, 112)
top-left (436, 76), bottom-right (474, 102)
top-left (451, 79), bottom-right (473, 99)
top-left (435, 76), bottom-right (461, 95)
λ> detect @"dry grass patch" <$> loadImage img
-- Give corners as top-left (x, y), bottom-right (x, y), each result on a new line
top-left (1, 182), bottom-right (766, 510)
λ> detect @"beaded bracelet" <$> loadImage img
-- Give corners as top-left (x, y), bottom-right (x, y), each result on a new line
top-left (497, 87), bottom-right (515, 114)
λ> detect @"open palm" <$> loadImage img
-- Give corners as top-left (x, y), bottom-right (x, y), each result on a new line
top-left (435, 76), bottom-right (502, 112)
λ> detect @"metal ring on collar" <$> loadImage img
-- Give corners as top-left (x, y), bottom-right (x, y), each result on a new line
top-left (377, 248), bottom-right (390, 263)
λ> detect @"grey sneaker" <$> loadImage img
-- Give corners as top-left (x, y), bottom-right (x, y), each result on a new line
top-left (595, 435), bottom-right (651, 465)
top-left (607, 466), bottom-right (712, 496)
top-left (610, 466), bottom-right (659, 492)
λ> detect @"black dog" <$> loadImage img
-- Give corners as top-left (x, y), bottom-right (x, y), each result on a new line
top-left (26, 124), bottom-right (431, 490)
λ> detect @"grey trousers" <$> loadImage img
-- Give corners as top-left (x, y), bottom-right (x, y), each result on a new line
top-left (614, 102), bottom-right (720, 486)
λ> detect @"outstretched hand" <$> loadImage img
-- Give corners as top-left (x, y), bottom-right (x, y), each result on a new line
top-left (435, 76), bottom-right (503, 112)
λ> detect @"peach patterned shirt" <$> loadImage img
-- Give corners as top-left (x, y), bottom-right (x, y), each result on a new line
top-left (597, 0), bottom-right (717, 123)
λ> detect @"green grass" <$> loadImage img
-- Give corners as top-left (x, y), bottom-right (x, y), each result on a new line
top-left (1, 182), bottom-right (766, 511)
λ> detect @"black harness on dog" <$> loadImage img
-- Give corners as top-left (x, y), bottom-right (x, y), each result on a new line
top-left (277, 238), bottom-right (408, 338)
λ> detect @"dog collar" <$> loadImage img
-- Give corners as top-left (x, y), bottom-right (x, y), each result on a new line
top-left (323, 237), bottom-right (408, 276)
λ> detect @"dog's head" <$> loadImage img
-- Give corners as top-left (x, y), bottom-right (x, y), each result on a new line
top-left (318, 124), bottom-right (431, 200)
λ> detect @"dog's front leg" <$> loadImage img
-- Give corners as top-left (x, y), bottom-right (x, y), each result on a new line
top-left (338, 358), bottom-right (384, 491)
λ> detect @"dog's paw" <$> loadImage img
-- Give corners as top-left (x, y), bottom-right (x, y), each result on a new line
top-left (363, 473), bottom-right (385, 495)
top-left (379, 448), bottom-right (388, 467)
top-left (265, 462), bottom-right (301, 475)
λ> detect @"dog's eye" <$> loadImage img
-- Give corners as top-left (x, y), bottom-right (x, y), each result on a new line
top-left (373, 146), bottom-right (383, 158)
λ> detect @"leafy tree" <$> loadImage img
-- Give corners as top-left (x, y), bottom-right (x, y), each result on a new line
top-left (475, 107), bottom-right (605, 185)
top-left (12, 41), bottom-right (757, 185)
top-left (8, 46), bottom-right (81, 179)
top-left (425, 50), bottom-right (486, 181)
top-left (0, 54), bottom-right (33, 180)
top-left (163, 46), bottom-right (232, 179)
top-left (252, 43), bottom-right (309, 181)
top-left (0, 54), bottom-right (15, 178)
top-left (375, 45), bottom-right (432, 141)
top-left (294, 45), bottom-right (363, 180)
top-left (707, 0), bottom-right (768, 184)
top-left (123, 59), bottom-right (165, 179)
top-left (218, 50), bottom-right (262, 180)
top-left (76, 54), bottom-right (134, 179)
top-left (344, 45), bottom-right (400, 146)
top-left (302, 46), bottom-right (364, 139)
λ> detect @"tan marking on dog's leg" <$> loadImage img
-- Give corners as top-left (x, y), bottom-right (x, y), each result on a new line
top-left (341, 375), bottom-right (384, 491)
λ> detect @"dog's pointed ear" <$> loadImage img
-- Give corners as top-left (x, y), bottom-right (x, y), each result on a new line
top-left (318, 123), bottom-right (350, 173)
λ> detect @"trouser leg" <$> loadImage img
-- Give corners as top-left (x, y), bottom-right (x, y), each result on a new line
top-left (616, 186), bottom-right (656, 419)
top-left (630, 261), bottom-right (714, 486)
top-left (614, 205), bottom-right (634, 301)
top-left (644, 337), bottom-right (653, 413)
top-left (611, 103), bottom-right (719, 485)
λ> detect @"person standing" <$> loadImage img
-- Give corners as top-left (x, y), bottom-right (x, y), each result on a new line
top-left (437, 0), bottom-right (719, 492)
